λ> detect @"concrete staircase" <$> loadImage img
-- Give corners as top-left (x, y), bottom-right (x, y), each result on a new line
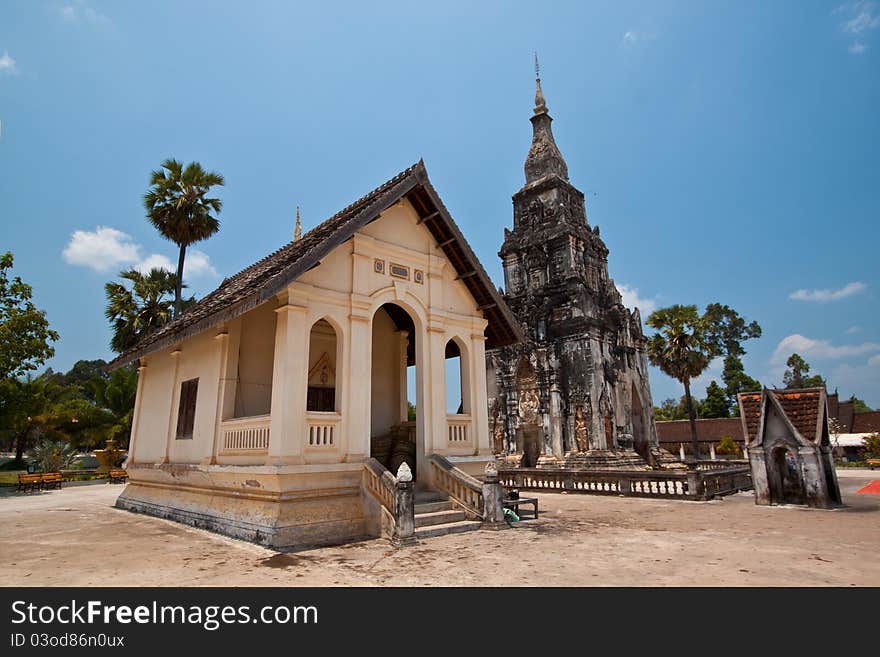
top-left (414, 491), bottom-right (481, 540)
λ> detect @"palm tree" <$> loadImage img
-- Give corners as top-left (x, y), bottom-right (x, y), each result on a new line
top-left (104, 268), bottom-right (185, 353)
top-left (91, 367), bottom-right (138, 448)
top-left (143, 159), bottom-right (224, 318)
top-left (646, 305), bottom-right (712, 460)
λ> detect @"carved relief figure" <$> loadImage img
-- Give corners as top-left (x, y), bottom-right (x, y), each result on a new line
top-left (574, 404), bottom-right (589, 452)
top-left (518, 389), bottom-right (540, 426)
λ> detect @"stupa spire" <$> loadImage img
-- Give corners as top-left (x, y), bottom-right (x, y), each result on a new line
top-left (294, 205), bottom-right (302, 241)
top-left (524, 56), bottom-right (569, 183)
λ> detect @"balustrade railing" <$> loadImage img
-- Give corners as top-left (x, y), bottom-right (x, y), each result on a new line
top-left (220, 415), bottom-right (270, 452)
top-left (498, 464), bottom-right (751, 501)
top-left (362, 458), bottom-right (416, 546)
top-left (446, 415), bottom-right (471, 446)
top-left (306, 412), bottom-right (341, 448)
top-left (429, 454), bottom-right (483, 518)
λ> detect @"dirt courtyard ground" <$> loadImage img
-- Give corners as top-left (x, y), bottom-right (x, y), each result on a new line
top-left (2, 470), bottom-right (878, 587)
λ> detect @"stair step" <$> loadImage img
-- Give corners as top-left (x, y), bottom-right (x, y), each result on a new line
top-left (414, 501), bottom-right (454, 514)
top-left (414, 509), bottom-right (467, 527)
top-left (415, 520), bottom-right (482, 539)
top-left (414, 490), bottom-right (448, 504)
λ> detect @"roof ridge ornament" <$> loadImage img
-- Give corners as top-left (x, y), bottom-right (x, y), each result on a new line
top-left (294, 205), bottom-right (302, 241)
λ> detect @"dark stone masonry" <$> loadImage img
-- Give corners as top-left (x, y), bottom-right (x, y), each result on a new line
top-left (486, 75), bottom-right (657, 465)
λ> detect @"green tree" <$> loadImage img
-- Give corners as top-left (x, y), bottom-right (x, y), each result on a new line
top-left (29, 438), bottom-right (76, 472)
top-left (647, 303), bottom-right (760, 458)
top-left (850, 396), bottom-right (872, 413)
top-left (654, 397), bottom-right (690, 421)
top-left (0, 252), bottom-right (59, 379)
top-left (722, 354), bottom-right (761, 415)
top-left (715, 436), bottom-right (741, 456)
top-left (782, 353), bottom-right (825, 389)
top-left (91, 366), bottom-right (138, 448)
top-left (700, 381), bottom-right (730, 418)
top-left (863, 433), bottom-right (880, 459)
top-left (143, 159), bottom-right (224, 318)
top-left (105, 268), bottom-right (190, 353)
top-left (0, 373), bottom-right (78, 462)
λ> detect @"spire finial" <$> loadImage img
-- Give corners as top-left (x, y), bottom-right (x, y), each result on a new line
top-left (533, 53), bottom-right (547, 114)
top-left (294, 205), bottom-right (302, 241)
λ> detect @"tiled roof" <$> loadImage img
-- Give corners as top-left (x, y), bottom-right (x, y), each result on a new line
top-left (108, 161), bottom-right (521, 369)
top-left (656, 418), bottom-right (744, 443)
top-left (737, 388), bottom-right (826, 444)
top-left (852, 411), bottom-right (880, 434)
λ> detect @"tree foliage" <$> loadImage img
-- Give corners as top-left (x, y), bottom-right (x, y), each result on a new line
top-left (722, 354), bottom-right (761, 415)
top-left (654, 397), bottom-right (690, 421)
top-left (0, 252), bottom-right (59, 379)
top-left (105, 268), bottom-right (191, 353)
top-left (647, 303), bottom-right (761, 456)
top-left (143, 159), bottom-right (224, 317)
top-left (700, 381), bottom-right (731, 418)
top-left (782, 353), bottom-right (825, 389)
top-left (863, 433), bottom-right (880, 459)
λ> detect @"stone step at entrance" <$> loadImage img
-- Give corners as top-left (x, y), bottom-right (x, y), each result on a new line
top-left (413, 493), bottom-right (481, 540)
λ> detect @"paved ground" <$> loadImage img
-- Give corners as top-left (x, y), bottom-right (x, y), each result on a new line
top-left (2, 470), bottom-right (878, 586)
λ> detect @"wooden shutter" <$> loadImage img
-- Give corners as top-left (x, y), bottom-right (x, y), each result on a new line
top-left (176, 378), bottom-right (199, 439)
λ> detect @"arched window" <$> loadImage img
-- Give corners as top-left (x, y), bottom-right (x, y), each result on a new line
top-left (307, 319), bottom-right (338, 412)
top-left (445, 338), bottom-right (470, 414)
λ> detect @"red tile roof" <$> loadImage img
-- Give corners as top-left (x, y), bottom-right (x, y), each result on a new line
top-left (656, 418), bottom-right (744, 443)
top-left (737, 388), bottom-right (826, 444)
top-left (852, 411), bottom-right (880, 434)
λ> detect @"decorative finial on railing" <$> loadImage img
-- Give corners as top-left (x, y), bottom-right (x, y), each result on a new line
top-left (396, 462), bottom-right (413, 482)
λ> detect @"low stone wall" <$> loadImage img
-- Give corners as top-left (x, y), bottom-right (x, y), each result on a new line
top-left (115, 462), bottom-right (370, 548)
top-left (498, 465), bottom-right (752, 501)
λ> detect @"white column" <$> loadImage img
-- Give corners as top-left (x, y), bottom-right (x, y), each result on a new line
top-left (267, 303), bottom-right (309, 465)
top-left (204, 331), bottom-right (229, 465)
top-left (126, 360), bottom-right (148, 466)
top-left (427, 322), bottom-right (448, 457)
top-left (679, 443), bottom-right (685, 461)
top-left (161, 349), bottom-right (182, 464)
top-left (398, 330), bottom-right (409, 423)
top-left (470, 332), bottom-right (491, 456)
top-left (346, 310), bottom-right (372, 461)
top-left (709, 443), bottom-right (716, 460)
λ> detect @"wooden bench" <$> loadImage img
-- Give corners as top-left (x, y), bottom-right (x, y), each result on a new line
top-left (868, 458), bottom-right (880, 470)
top-left (40, 472), bottom-right (62, 490)
top-left (17, 473), bottom-right (42, 493)
top-left (109, 468), bottom-right (128, 484)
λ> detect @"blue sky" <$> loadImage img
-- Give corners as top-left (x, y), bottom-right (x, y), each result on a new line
top-left (1, 1), bottom-right (878, 408)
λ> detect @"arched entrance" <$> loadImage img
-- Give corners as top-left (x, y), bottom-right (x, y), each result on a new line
top-left (370, 303), bottom-right (419, 480)
top-left (769, 445), bottom-right (805, 505)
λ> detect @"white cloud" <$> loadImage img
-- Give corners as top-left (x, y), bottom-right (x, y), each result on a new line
top-left (618, 283), bottom-right (657, 317)
top-left (847, 325), bottom-right (863, 334)
top-left (62, 226), bottom-right (141, 273)
top-left (869, 355), bottom-right (880, 367)
top-left (837, 1), bottom-right (880, 52)
top-left (842, 1), bottom-right (880, 32)
top-left (133, 253), bottom-right (174, 274)
top-left (771, 333), bottom-right (880, 364)
top-left (58, 1), bottom-right (114, 29)
top-left (63, 226), bottom-right (218, 279)
top-left (184, 249), bottom-right (218, 277)
top-left (622, 31), bottom-right (638, 46)
top-left (0, 51), bottom-right (17, 75)
top-left (849, 41), bottom-right (868, 53)
top-left (789, 281), bottom-right (866, 302)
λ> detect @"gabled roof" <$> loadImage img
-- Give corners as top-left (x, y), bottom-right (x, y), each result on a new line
top-left (737, 388), bottom-right (827, 447)
top-left (108, 160), bottom-right (521, 369)
top-left (655, 417), bottom-right (744, 443)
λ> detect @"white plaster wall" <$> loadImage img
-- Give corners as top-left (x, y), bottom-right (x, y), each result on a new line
top-left (370, 307), bottom-right (400, 437)
top-left (234, 302), bottom-right (276, 417)
top-left (132, 351), bottom-right (176, 463)
top-left (169, 330), bottom-right (222, 464)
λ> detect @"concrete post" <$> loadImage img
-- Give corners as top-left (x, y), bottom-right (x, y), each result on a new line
top-left (710, 443), bottom-right (716, 461)
top-left (686, 470), bottom-right (703, 500)
top-left (268, 303), bottom-right (308, 465)
top-left (392, 479), bottom-right (417, 546)
top-left (481, 468), bottom-right (506, 529)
